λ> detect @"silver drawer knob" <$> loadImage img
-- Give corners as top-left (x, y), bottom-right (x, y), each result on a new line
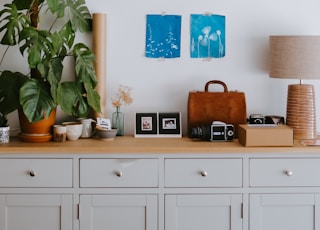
top-left (115, 171), bottom-right (123, 177)
top-left (29, 170), bottom-right (36, 177)
top-left (200, 171), bottom-right (208, 177)
top-left (285, 170), bottom-right (293, 176)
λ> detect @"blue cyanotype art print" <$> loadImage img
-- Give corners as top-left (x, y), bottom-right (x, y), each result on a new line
top-left (145, 15), bottom-right (181, 58)
top-left (190, 14), bottom-right (226, 58)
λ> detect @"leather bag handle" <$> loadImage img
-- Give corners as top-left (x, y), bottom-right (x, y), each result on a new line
top-left (204, 80), bottom-right (228, 92)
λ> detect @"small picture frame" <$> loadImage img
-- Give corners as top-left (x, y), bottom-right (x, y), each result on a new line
top-left (135, 113), bottom-right (158, 137)
top-left (159, 112), bottom-right (181, 137)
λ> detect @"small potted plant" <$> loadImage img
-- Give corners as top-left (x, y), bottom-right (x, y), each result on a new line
top-left (0, 0), bottom-right (101, 141)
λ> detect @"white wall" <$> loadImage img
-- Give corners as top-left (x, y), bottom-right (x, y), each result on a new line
top-left (3, 0), bottom-right (320, 136)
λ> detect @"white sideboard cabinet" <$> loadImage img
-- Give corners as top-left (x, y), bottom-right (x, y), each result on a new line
top-left (1, 137), bottom-right (320, 230)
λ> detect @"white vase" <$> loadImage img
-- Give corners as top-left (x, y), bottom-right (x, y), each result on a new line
top-left (0, 126), bottom-right (10, 144)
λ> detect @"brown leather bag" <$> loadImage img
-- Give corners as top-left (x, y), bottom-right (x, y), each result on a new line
top-left (188, 80), bottom-right (247, 137)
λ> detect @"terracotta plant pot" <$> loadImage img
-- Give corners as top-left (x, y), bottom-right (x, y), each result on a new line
top-left (18, 108), bottom-right (56, 142)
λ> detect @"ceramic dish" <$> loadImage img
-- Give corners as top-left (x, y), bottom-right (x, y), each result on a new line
top-left (96, 128), bottom-right (118, 140)
top-left (20, 133), bottom-right (52, 142)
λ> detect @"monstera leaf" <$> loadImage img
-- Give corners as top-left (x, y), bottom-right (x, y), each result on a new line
top-left (73, 43), bottom-right (97, 87)
top-left (84, 84), bottom-right (101, 114)
top-left (0, 71), bottom-right (27, 116)
top-left (51, 22), bottom-right (75, 57)
top-left (42, 0), bottom-right (92, 31)
top-left (37, 57), bottom-right (63, 103)
top-left (65, 0), bottom-right (92, 32)
top-left (0, 3), bottom-right (30, 45)
top-left (73, 43), bottom-right (100, 113)
top-left (19, 79), bottom-right (56, 122)
top-left (57, 82), bottom-right (90, 118)
top-left (19, 28), bottom-right (53, 68)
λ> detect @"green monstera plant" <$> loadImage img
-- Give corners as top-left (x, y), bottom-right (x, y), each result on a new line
top-left (0, 71), bottom-right (27, 127)
top-left (0, 0), bottom-right (101, 124)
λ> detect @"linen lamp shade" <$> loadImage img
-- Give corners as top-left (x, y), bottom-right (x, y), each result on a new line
top-left (269, 36), bottom-right (320, 139)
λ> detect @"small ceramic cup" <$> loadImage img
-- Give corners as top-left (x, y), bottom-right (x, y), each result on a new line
top-left (53, 125), bottom-right (67, 142)
top-left (62, 122), bottom-right (83, 141)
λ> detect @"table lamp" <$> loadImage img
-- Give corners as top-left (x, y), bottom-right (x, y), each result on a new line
top-left (269, 36), bottom-right (320, 140)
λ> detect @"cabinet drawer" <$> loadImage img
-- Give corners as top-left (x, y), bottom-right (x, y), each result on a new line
top-left (250, 158), bottom-right (320, 187)
top-left (80, 158), bottom-right (159, 187)
top-left (165, 159), bottom-right (242, 187)
top-left (0, 158), bottom-right (73, 187)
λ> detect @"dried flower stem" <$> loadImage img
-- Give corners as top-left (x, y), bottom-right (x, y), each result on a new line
top-left (111, 85), bottom-right (133, 107)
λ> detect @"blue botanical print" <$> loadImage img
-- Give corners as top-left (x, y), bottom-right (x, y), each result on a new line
top-left (145, 15), bottom-right (181, 58)
top-left (190, 14), bottom-right (226, 58)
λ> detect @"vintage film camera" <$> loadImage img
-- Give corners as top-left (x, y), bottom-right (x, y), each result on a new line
top-left (248, 114), bottom-right (265, 124)
top-left (248, 114), bottom-right (285, 125)
top-left (190, 121), bottom-right (234, 142)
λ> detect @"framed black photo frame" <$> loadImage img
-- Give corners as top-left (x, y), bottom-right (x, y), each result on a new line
top-left (158, 112), bottom-right (181, 136)
top-left (135, 113), bottom-right (158, 136)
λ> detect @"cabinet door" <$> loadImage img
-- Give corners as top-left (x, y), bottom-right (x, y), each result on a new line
top-left (250, 194), bottom-right (320, 230)
top-left (165, 194), bottom-right (242, 230)
top-left (0, 194), bottom-right (72, 230)
top-left (80, 194), bottom-right (157, 230)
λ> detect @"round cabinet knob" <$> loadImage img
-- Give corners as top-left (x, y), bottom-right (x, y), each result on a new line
top-left (29, 170), bottom-right (36, 177)
top-left (285, 170), bottom-right (293, 176)
top-left (200, 171), bottom-right (208, 177)
top-left (115, 171), bottom-right (123, 177)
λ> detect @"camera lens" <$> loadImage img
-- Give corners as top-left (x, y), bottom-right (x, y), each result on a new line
top-left (190, 126), bottom-right (211, 140)
top-left (227, 130), bottom-right (234, 137)
top-left (190, 127), bottom-right (201, 138)
top-left (254, 118), bottom-right (263, 124)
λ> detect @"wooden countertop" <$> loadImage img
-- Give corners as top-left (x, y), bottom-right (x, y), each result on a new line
top-left (0, 136), bottom-right (318, 154)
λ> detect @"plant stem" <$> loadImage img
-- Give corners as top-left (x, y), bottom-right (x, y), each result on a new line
top-left (0, 46), bottom-right (10, 68)
top-left (30, 1), bottom-right (40, 28)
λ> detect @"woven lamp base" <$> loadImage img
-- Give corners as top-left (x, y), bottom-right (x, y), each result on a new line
top-left (286, 84), bottom-right (316, 140)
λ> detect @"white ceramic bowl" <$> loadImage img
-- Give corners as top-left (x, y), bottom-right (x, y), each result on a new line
top-left (96, 128), bottom-right (118, 140)
top-left (62, 122), bottom-right (83, 140)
